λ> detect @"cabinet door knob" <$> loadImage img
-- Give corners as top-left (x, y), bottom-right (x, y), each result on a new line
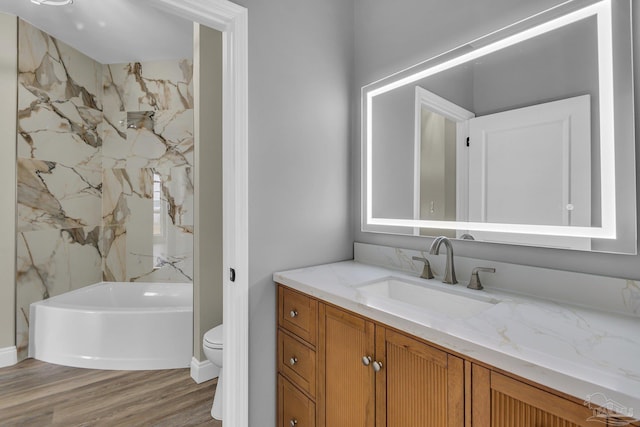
top-left (290, 309), bottom-right (298, 318)
top-left (362, 356), bottom-right (372, 366)
top-left (290, 419), bottom-right (298, 426)
top-left (372, 361), bottom-right (383, 372)
top-left (289, 356), bottom-right (298, 366)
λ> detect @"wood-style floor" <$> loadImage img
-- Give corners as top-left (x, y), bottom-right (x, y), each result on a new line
top-left (0, 359), bottom-right (222, 426)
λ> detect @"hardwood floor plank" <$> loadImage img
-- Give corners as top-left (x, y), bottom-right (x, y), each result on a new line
top-left (96, 385), bottom-right (217, 426)
top-left (52, 372), bottom-right (195, 424)
top-left (50, 370), bottom-right (184, 422)
top-left (0, 359), bottom-right (222, 427)
top-left (0, 370), bottom-right (154, 419)
top-left (150, 390), bottom-right (219, 427)
top-left (0, 368), bottom-right (129, 410)
top-left (0, 361), bottom-right (104, 399)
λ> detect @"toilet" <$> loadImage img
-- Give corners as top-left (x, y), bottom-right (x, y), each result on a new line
top-left (203, 324), bottom-right (223, 420)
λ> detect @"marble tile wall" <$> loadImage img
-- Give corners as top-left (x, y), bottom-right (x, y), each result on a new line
top-left (16, 20), bottom-right (103, 359)
top-left (15, 20), bottom-right (194, 359)
top-left (101, 60), bottom-right (194, 283)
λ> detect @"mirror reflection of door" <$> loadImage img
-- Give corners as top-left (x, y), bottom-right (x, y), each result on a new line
top-left (467, 95), bottom-right (591, 249)
top-left (416, 91), bottom-right (592, 250)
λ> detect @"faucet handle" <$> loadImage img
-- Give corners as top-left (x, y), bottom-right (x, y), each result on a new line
top-left (468, 267), bottom-right (495, 290)
top-left (412, 256), bottom-right (434, 279)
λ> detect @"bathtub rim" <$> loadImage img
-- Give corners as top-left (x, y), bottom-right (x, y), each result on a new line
top-left (31, 281), bottom-right (193, 313)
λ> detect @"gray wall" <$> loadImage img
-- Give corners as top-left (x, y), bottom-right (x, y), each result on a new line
top-left (354, 0), bottom-right (640, 279)
top-left (193, 23), bottom-right (223, 361)
top-left (0, 13), bottom-right (17, 352)
top-left (231, 0), bottom-right (354, 425)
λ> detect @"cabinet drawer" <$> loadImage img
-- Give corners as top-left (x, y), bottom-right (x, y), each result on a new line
top-left (278, 374), bottom-right (315, 427)
top-left (278, 330), bottom-right (316, 398)
top-left (278, 285), bottom-right (317, 345)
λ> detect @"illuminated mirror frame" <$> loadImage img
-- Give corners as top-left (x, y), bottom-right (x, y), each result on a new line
top-left (363, 0), bottom-right (617, 239)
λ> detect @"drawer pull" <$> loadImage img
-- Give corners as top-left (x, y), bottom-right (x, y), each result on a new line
top-left (362, 356), bottom-right (372, 366)
top-left (290, 309), bottom-right (298, 318)
top-left (290, 419), bottom-right (298, 426)
top-left (289, 356), bottom-right (298, 366)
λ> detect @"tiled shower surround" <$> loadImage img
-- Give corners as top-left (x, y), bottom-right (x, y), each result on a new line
top-left (101, 62), bottom-right (194, 284)
top-left (16, 19), bottom-right (194, 359)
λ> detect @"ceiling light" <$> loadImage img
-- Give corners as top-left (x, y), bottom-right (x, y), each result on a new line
top-left (31, 0), bottom-right (73, 5)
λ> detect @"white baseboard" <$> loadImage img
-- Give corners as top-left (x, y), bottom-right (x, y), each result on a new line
top-left (0, 346), bottom-right (17, 368)
top-left (190, 357), bottom-right (220, 384)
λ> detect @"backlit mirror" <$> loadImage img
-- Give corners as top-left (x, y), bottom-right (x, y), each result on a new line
top-left (362, 0), bottom-right (636, 253)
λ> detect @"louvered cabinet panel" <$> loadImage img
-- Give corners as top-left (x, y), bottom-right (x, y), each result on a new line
top-left (319, 304), bottom-right (375, 427)
top-left (381, 329), bottom-right (464, 427)
top-left (472, 365), bottom-right (601, 427)
top-left (491, 371), bottom-right (600, 427)
top-left (491, 389), bottom-right (586, 427)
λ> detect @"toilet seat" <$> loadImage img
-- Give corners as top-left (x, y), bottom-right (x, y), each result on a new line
top-left (204, 325), bottom-right (223, 349)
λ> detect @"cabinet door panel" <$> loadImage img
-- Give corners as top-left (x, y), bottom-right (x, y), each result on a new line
top-left (319, 304), bottom-right (375, 427)
top-left (383, 329), bottom-right (464, 427)
top-left (489, 371), bottom-right (596, 427)
top-left (471, 364), bottom-right (491, 427)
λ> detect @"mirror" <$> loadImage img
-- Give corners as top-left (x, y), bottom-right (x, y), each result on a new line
top-left (362, 0), bottom-right (636, 253)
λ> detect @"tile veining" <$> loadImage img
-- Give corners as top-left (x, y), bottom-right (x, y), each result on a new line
top-left (17, 158), bottom-right (102, 231)
top-left (17, 22), bottom-right (102, 170)
top-left (16, 226), bottom-right (102, 358)
top-left (103, 60), bottom-right (193, 112)
top-left (621, 280), bottom-right (640, 315)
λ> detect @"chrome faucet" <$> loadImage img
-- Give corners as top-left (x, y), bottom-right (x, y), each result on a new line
top-left (429, 236), bottom-right (457, 284)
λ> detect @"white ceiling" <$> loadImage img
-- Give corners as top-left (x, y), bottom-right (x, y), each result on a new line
top-left (0, 0), bottom-right (193, 64)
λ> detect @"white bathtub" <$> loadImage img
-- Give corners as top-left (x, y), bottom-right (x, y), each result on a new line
top-left (28, 282), bottom-right (193, 370)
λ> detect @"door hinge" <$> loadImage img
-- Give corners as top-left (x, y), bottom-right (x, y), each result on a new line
top-left (466, 137), bottom-right (470, 147)
top-left (230, 268), bottom-right (236, 282)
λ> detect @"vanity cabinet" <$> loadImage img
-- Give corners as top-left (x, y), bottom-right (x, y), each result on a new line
top-left (277, 284), bottom-right (463, 427)
top-left (277, 284), bottom-right (634, 427)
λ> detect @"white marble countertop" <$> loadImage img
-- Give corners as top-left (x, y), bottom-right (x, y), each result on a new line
top-left (274, 260), bottom-right (640, 415)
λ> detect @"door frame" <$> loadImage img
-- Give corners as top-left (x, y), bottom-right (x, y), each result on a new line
top-left (413, 87), bottom-right (475, 235)
top-left (148, 1), bottom-right (248, 425)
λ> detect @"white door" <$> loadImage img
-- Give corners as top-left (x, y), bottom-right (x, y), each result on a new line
top-left (467, 95), bottom-right (591, 249)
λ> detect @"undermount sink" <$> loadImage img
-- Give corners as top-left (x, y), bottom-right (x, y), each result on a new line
top-left (356, 277), bottom-right (498, 320)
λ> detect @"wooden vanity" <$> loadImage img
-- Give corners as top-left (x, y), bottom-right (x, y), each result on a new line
top-left (276, 283), bottom-right (636, 427)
